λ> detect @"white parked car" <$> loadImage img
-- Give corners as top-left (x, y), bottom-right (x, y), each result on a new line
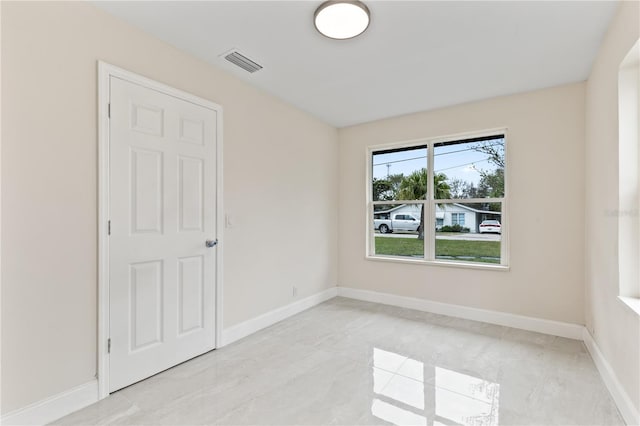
top-left (479, 220), bottom-right (501, 234)
top-left (374, 214), bottom-right (420, 234)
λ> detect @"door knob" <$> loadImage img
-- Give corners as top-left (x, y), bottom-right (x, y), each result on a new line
top-left (205, 239), bottom-right (218, 248)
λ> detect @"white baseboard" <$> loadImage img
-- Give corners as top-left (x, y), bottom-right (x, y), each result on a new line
top-left (220, 286), bottom-right (338, 346)
top-left (337, 287), bottom-right (584, 340)
top-left (0, 379), bottom-right (98, 426)
top-left (582, 329), bottom-right (640, 426)
top-left (338, 287), bottom-right (640, 424)
top-left (4, 288), bottom-right (635, 426)
top-left (0, 287), bottom-right (337, 425)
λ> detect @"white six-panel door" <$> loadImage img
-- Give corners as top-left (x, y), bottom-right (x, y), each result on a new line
top-left (109, 76), bottom-right (217, 392)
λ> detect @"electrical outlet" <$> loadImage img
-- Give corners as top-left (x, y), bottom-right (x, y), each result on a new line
top-left (292, 286), bottom-right (298, 297)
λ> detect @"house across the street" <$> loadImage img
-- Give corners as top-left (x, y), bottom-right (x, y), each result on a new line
top-left (373, 203), bottom-right (501, 233)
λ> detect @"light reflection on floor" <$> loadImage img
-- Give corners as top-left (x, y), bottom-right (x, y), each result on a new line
top-left (371, 348), bottom-right (500, 426)
top-left (57, 299), bottom-right (620, 425)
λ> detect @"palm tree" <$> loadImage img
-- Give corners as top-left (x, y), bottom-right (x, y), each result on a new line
top-left (397, 169), bottom-right (451, 240)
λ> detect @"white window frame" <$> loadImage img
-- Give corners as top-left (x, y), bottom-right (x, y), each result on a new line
top-left (365, 128), bottom-right (509, 270)
top-left (617, 39), bottom-right (640, 316)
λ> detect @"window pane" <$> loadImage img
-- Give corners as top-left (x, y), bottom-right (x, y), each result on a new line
top-left (433, 136), bottom-right (505, 199)
top-left (372, 146), bottom-right (428, 201)
top-left (374, 203), bottom-right (425, 258)
top-left (434, 202), bottom-right (502, 264)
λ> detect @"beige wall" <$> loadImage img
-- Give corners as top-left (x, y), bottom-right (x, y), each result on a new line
top-left (338, 83), bottom-right (586, 324)
top-left (585, 0), bottom-right (640, 414)
top-left (0, 1), bottom-right (338, 414)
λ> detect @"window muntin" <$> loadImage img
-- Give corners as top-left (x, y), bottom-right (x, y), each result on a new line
top-left (373, 203), bottom-right (425, 258)
top-left (372, 146), bottom-right (428, 201)
top-left (435, 202), bottom-right (502, 264)
top-left (369, 133), bottom-right (507, 267)
top-left (434, 136), bottom-right (505, 200)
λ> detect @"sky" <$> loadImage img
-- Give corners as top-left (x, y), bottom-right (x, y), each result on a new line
top-left (372, 138), bottom-right (504, 187)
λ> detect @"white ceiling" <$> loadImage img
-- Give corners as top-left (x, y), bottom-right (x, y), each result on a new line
top-left (94, 1), bottom-right (618, 128)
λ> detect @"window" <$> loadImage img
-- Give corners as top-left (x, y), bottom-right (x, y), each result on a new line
top-left (369, 131), bottom-right (507, 267)
top-left (451, 213), bottom-right (465, 226)
top-left (618, 39), bottom-right (640, 313)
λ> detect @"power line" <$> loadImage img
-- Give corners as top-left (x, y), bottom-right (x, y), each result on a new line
top-left (372, 141), bottom-right (503, 167)
top-left (373, 155), bottom-right (425, 167)
top-left (434, 141), bottom-right (503, 157)
top-left (374, 156), bottom-right (493, 173)
top-left (435, 158), bottom-right (491, 173)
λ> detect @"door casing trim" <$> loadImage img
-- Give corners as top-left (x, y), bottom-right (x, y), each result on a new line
top-left (97, 61), bottom-right (224, 399)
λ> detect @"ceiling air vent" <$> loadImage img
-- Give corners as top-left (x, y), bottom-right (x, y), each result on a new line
top-left (223, 50), bottom-right (263, 73)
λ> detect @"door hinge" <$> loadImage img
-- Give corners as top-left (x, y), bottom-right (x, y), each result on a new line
top-left (108, 220), bottom-right (111, 235)
top-left (108, 103), bottom-right (111, 118)
top-left (107, 338), bottom-right (111, 353)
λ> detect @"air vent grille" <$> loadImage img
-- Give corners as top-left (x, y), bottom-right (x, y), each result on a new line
top-left (224, 51), bottom-right (263, 73)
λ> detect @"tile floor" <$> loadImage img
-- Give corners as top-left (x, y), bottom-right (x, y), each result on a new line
top-left (55, 297), bottom-right (623, 425)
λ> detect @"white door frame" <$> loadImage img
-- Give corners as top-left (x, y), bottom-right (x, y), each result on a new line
top-left (97, 62), bottom-right (224, 399)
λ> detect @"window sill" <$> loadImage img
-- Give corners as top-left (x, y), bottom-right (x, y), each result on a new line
top-left (618, 296), bottom-right (640, 317)
top-left (365, 255), bottom-right (510, 272)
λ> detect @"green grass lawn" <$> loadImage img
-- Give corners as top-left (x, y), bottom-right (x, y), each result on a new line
top-left (375, 236), bottom-right (500, 264)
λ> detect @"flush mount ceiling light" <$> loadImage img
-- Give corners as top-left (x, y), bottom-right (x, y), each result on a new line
top-left (314, 1), bottom-right (370, 40)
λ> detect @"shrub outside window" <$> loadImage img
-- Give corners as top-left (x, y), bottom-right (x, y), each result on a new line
top-left (368, 131), bottom-right (508, 267)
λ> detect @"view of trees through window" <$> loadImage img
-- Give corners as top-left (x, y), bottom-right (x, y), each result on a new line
top-left (370, 135), bottom-right (506, 265)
